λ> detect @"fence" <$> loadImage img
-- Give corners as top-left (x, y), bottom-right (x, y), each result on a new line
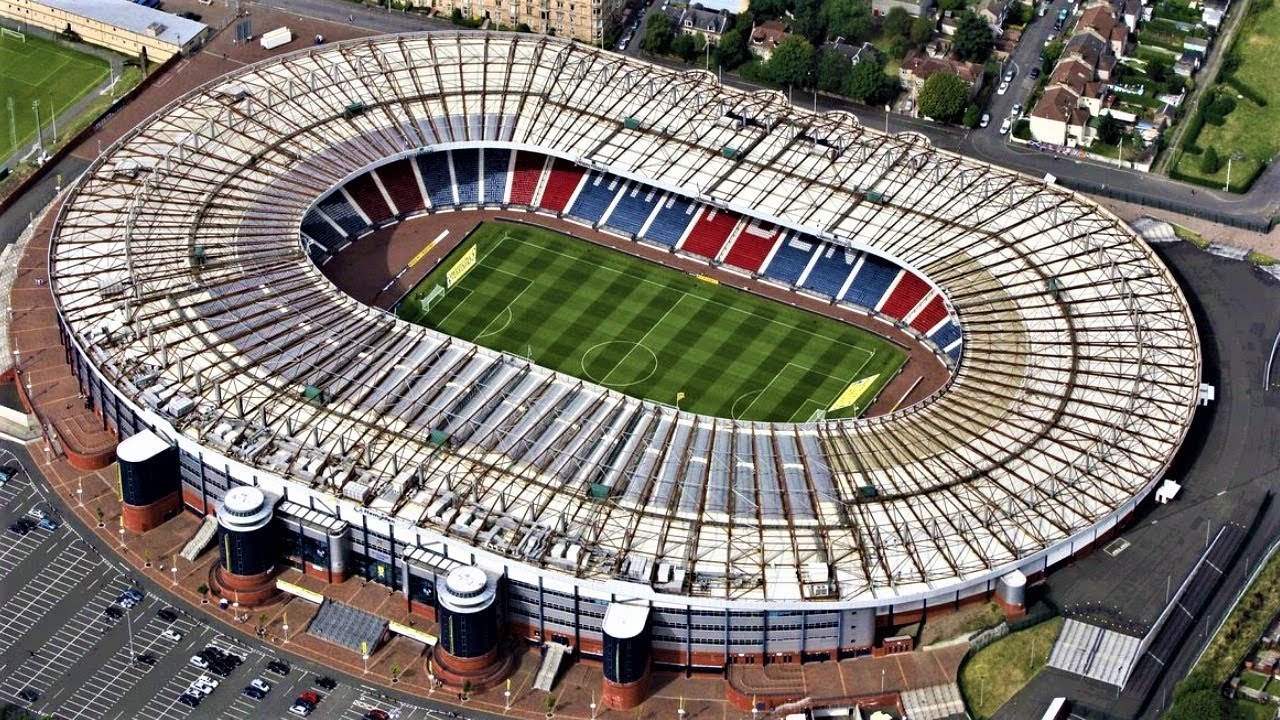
top-left (1057, 174), bottom-right (1278, 233)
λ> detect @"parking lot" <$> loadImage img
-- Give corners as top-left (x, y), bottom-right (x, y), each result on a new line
top-left (0, 443), bottom-right (445, 720)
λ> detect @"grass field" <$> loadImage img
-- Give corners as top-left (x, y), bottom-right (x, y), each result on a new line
top-left (0, 31), bottom-right (111, 163)
top-left (398, 222), bottom-right (907, 422)
top-left (959, 617), bottom-right (1064, 719)
top-left (1171, 1), bottom-right (1280, 188)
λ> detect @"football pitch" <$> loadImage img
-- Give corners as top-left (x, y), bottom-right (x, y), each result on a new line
top-left (398, 222), bottom-right (907, 422)
top-left (0, 31), bottom-right (110, 162)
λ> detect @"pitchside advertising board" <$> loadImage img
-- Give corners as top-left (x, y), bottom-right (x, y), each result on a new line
top-left (446, 245), bottom-right (478, 287)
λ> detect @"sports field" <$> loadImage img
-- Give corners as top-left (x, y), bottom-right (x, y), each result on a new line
top-left (0, 31), bottom-right (111, 162)
top-left (398, 222), bottom-right (906, 422)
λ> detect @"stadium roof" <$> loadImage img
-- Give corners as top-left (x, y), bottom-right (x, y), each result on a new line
top-left (36, 0), bottom-right (208, 49)
top-left (49, 33), bottom-right (1200, 608)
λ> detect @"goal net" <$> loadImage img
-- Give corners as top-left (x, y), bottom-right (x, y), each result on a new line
top-left (1, 28), bottom-right (26, 42)
top-left (420, 285), bottom-right (445, 313)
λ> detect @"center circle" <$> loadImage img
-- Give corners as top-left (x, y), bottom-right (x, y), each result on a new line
top-left (580, 341), bottom-right (659, 388)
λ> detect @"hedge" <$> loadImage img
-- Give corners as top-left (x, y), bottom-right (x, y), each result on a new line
top-left (1224, 76), bottom-right (1269, 107)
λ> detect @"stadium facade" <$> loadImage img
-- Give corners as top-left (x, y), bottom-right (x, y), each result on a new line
top-left (48, 33), bottom-right (1200, 706)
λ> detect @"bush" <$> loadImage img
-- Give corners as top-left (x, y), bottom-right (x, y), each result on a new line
top-left (1225, 76), bottom-right (1269, 107)
top-left (1180, 112), bottom-right (1206, 151)
top-left (1200, 146), bottom-right (1221, 173)
top-left (1205, 93), bottom-right (1237, 124)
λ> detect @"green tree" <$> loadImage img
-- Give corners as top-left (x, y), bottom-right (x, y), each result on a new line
top-left (881, 6), bottom-right (913, 38)
top-left (910, 16), bottom-right (936, 49)
top-left (844, 56), bottom-right (890, 102)
top-left (962, 102), bottom-right (982, 128)
top-left (822, 0), bottom-right (874, 42)
top-left (1200, 146), bottom-right (1221, 174)
top-left (671, 32), bottom-right (706, 62)
top-left (952, 11), bottom-right (994, 63)
top-left (1164, 688), bottom-right (1236, 720)
top-left (716, 15), bottom-right (752, 69)
top-left (817, 49), bottom-right (854, 93)
top-left (641, 12), bottom-right (674, 55)
top-left (1041, 39), bottom-right (1064, 74)
top-left (749, 0), bottom-right (788, 20)
top-left (1097, 113), bottom-right (1123, 145)
top-left (1148, 55), bottom-right (1173, 83)
top-left (765, 35), bottom-right (817, 88)
top-left (918, 72), bottom-right (969, 122)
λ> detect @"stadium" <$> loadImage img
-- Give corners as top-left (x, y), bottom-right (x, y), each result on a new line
top-left (47, 31), bottom-right (1201, 708)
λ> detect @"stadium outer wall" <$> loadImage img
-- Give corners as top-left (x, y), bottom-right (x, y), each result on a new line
top-left (57, 320), bottom-right (1170, 669)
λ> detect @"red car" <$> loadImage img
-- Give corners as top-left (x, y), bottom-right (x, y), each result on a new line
top-left (299, 691), bottom-right (321, 705)
top-left (363, 711), bottom-right (391, 720)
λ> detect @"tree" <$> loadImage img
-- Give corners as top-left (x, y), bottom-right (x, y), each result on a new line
top-left (1200, 146), bottom-right (1221, 174)
top-left (822, 0), bottom-right (874, 43)
top-left (748, 0), bottom-right (788, 20)
top-left (716, 16), bottom-right (752, 69)
top-left (391, 663), bottom-right (401, 682)
top-left (882, 7), bottom-right (914, 38)
top-left (844, 56), bottom-right (890, 102)
top-left (671, 32), bottom-right (705, 62)
top-left (765, 35), bottom-right (817, 88)
top-left (1041, 39), bottom-right (1065, 75)
top-left (1164, 688), bottom-right (1235, 720)
top-left (545, 695), bottom-right (558, 717)
top-left (462, 679), bottom-right (473, 700)
top-left (952, 11), bottom-right (994, 63)
top-left (918, 72), bottom-right (969, 123)
top-left (1148, 55), bottom-right (1173, 83)
top-left (817, 49), bottom-right (854, 94)
top-left (1098, 113), bottom-right (1123, 145)
top-left (910, 16), bottom-right (936, 50)
top-left (962, 102), bottom-right (983, 128)
top-left (641, 12), bottom-right (674, 55)
top-left (196, 583), bottom-right (209, 598)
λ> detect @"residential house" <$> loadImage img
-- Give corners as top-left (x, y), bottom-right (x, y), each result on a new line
top-left (678, 5), bottom-right (731, 45)
top-left (1202, 0), bottom-right (1228, 29)
top-left (1028, 0), bottom-right (1129, 146)
top-left (822, 38), bottom-right (881, 65)
top-left (975, 0), bottom-right (1012, 31)
top-left (871, 0), bottom-right (933, 17)
top-left (1183, 36), bottom-right (1210, 55)
top-left (898, 50), bottom-right (984, 100)
top-left (1114, 0), bottom-right (1141, 33)
top-left (1174, 50), bottom-right (1202, 77)
top-left (1029, 86), bottom-right (1093, 145)
top-left (749, 20), bottom-right (791, 61)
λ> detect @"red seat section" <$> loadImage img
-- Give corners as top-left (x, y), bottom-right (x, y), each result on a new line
top-left (724, 221), bottom-right (780, 272)
top-left (509, 152), bottom-right (546, 206)
top-left (345, 172), bottom-right (393, 224)
top-left (909, 294), bottom-right (948, 333)
top-left (377, 160), bottom-right (425, 215)
top-left (881, 272), bottom-right (929, 319)
top-left (538, 159), bottom-right (586, 213)
top-left (681, 207), bottom-right (740, 259)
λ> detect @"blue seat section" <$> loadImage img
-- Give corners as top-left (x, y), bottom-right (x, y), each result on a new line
top-left (643, 194), bottom-right (697, 246)
top-left (605, 183), bottom-right (660, 236)
top-left (452, 149), bottom-right (481, 205)
top-left (307, 243), bottom-right (330, 266)
top-left (415, 153), bottom-right (455, 207)
top-left (763, 234), bottom-right (819, 285)
top-left (482, 149), bottom-right (511, 205)
top-left (947, 344), bottom-right (963, 362)
top-left (843, 254), bottom-right (899, 309)
top-left (931, 321), bottom-right (962, 350)
top-left (302, 214), bottom-right (345, 251)
top-left (568, 172), bottom-right (621, 224)
top-left (801, 244), bottom-right (859, 297)
top-left (316, 193), bottom-right (366, 237)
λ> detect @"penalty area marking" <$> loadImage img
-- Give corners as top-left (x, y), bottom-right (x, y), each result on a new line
top-left (732, 362), bottom-right (848, 421)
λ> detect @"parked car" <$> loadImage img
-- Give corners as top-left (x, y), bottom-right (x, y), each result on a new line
top-left (250, 678), bottom-right (272, 693)
top-left (161, 628), bottom-right (183, 642)
top-left (299, 690), bottom-right (321, 705)
top-left (315, 676), bottom-right (337, 691)
top-left (177, 693), bottom-right (201, 708)
top-left (980, 113), bottom-right (991, 128)
top-left (243, 686), bottom-right (267, 700)
top-left (999, 117), bottom-right (1013, 135)
top-left (1030, 67), bottom-right (1041, 79)
top-left (37, 517), bottom-right (58, 531)
top-left (25, 507), bottom-right (46, 520)
top-left (289, 701), bottom-right (315, 717)
top-left (17, 688), bottom-right (39, 703)
top-left (103, 605), bottom-right (124, 620)
top-left (267, 660), bottom-right (291, 676)
top-left (363, 710), bottom-right (392, 720)
top-left (1011, 103), bottom-right (1023, 116)
top-left (135, 653), bottom-right (158, 665)
top-left (195, 675), bottom-right (219, 692)
top-left (1003, 68), bottom-right (1015, 82)
top-left (157, 608), bottom-right (178, 622)
top-left (189, 655), bottom-right (210, 670)
top-left (7, 520), bottom-right (32, 536)
top-left (0, 466), bottom-right (17, 484)
top-left (996, 80), bottom-right (1010, 95)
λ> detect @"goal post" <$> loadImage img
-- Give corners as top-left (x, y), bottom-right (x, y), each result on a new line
top-left (420, 285), bottom-right (446, 313)
top-left (1, 27), bottom-right (26, 42)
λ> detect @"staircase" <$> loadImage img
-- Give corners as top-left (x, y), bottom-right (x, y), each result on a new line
top-left (532, 643), bottom-right (568, 692)
top-left (180, 515), bottom-right (219, 562)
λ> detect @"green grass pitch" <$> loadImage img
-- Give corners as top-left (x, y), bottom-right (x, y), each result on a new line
top-left (398, 222), bottom-right (907, 422)
top-left (0, 32), bottom-right (110, 162)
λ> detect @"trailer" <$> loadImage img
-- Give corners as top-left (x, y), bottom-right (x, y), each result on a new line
top-left (259, 26), bottom-right (292, 50)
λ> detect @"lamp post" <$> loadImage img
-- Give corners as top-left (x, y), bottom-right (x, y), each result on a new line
top-left (282, 621), bottom-right (289, 643)
top-left (362, 651), bottom-right (370, 674)
top-left (30, 100), bottom-right (41, 152)
top-left (76, 480), bottom-right (83, 507)
top-left (1225, 150), bottom-right (1245, 191)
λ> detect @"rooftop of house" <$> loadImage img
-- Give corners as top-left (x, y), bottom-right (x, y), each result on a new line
top-left (900, 50), bottom-right (983, 84)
